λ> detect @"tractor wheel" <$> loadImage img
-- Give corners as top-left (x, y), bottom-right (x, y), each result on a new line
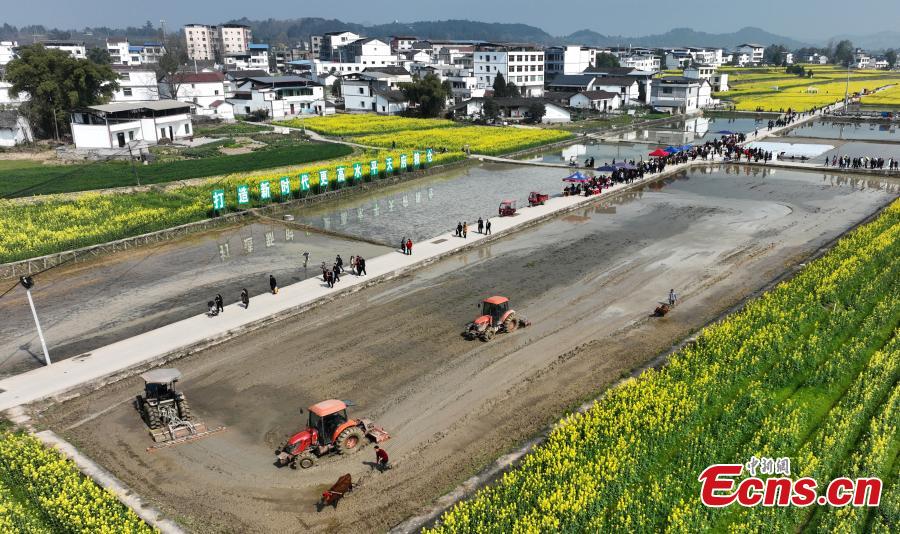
top-left (335, 426), bottom-right (366, 455)
top-left (175, 396), bottom-right (193, 420)
top-left (294, 451), bottom-right (315, 469)
top-left (504, 314), bottom-right (519, 332)
top-left (143, 401), bottom-right (162, 430)
top-left (481, 328), bottom-right (494, 342)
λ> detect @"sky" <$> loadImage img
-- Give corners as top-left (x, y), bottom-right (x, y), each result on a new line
top-left (3, 0), bottom-right (899, 42)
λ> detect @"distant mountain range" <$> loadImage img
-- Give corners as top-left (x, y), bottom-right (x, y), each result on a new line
top-left (236, 18), bottom-right (821, 50)
top-left (828, 30), bottom-right (900, 51)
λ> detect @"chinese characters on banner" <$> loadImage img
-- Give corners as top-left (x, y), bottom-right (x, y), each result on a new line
top-left (211, 150), bottom-right (432, 210)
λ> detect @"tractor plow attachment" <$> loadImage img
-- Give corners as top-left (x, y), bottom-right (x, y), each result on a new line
top-left (146, 423), bottom-right (227, 451)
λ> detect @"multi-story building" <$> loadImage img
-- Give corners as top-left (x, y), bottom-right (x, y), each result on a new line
top-left (650, 77), bottom-right (713, 113)
top-left (854, 50), bottom-right (872, 69)
top-left (220, 24), bottom-right (252, 55)
top-left (0, 41), bottom-right (18, 66)
top-left (319, 31), bottom-right (361, 61)
top-left (184, 24), bottom-right (219, 61)
top-left (684, 65), bottom-right (729, 92)
top-left (227, 75), bottom-right (325, 118)
top-left (544, 46), bottom-right (604, 79)
top-left (106, 39), bottom-right (166, 66)
top-left (391, 36), bottom-right (418, 53)
top-left (620, 54), bottom-right (660, 71)
top-left (414, 64), bottom-right (483, 102)
top-left (474, 44), bottom-right (545, 97)
top-left (735, 43), bottom-right (765, 64)
top-left (183, 24), bottom-right (252, 61)
top-left (310, 35), bottom-right (322, 59)
top-left (110, 67), bottom-right (160, 101)
top-left (290, 37), bottom-right (399, 80)
top-left (224, 43), bottom-right (271, 72)
top-left (41, 40), bottom-right (86, 60)
top-left (343, 67), bottom-right (412, 114)
top-left (159, 71), bottom-right (227, 115)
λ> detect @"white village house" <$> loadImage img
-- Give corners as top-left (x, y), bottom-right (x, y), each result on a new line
top-left (160, 72), bottom-right (228, 115)
top-left (70, 101), bottom-right (193, 149)
top-left (569, 91), bottom-right (622, 112)
top-left (343, 67), bottom-right (412, 114)
top-left (0, 110), bottom-right (34, 147)
top-left (226, 76), bottom-right (324, 119)
top-left (110, 67), bottom-right (160, 102)
top-left (650, 77), bottom-right (713, 113)
top-left (453, 97), bottom-right (570, 123)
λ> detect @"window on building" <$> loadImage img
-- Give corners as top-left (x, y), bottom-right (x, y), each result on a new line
top-left (122, 87), bottom-right (133, 96)
top-left (185, 123), bottom-right (191, 134)
top-left (119, 72), bottom-right (130, 80)
top-left (128, 131), bottom-right (135, 140)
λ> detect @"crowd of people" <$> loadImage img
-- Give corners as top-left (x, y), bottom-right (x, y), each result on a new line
top-left (825, 155), bottom-right (898, 170)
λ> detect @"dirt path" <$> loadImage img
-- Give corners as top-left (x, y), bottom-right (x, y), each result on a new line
top-left (35, 167), bottom-right (896, 533)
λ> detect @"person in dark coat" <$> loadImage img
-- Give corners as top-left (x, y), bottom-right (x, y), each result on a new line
top-left (269, 275), bottom-right (278, 294)
top-left (241, 288), bottom-right (249, 308)
top-left (335, 255), bottom-right (344, 272)
top-left (401, 237), bottom-right (407, 254)
top-left (477, 217), bottom-right (484, 234)
top-left (357, 256), bottom-right (367, 276)
top-left (485, 219), bottom-right (492, 235)
top-left (215, 294), bottom-right (224, 313)
top-left (332, 263), bottom-right (341, 283)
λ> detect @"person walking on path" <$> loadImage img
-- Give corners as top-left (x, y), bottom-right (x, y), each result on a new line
top-left (477, 217), bottom-right (484, 234)
top-left (406, 238), bottom-right (413, 255)
top-left (463, 222), bottom-right (468, 239)
top-left (215, 294), bottom-right (224, 314)
top-left (349, 255), bottom-right (357, 275)
top-left (455, 222), bottom-right (463, 237)
top-left (401, 237), bottom-right (407, 255)
top-left (269, 275), bottom-right (278, 294)
top-left (302, 251), bottom-right (310, 269)
top-left (332, 263), bottom-right (341, 283)
top-left (335, 255), bottom-right (344, 273)
top-left (357, 256), bottom-right (367, 276)
top-left (241, 288), bottom-right (250, 309)
top-left (485, 218), bottom-right (492, 235)
top-left (374, 445), bottom-right (390, 472)
top-left (668, 289), bottom-right (677, 307)
top-left (325, 270), bottom-right (334, 288)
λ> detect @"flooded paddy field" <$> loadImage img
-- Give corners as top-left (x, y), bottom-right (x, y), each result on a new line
top-left (783, 119), bottom-right (900, 142)
top-left (0, 221), bottom-right (390, 377)
top-left (38, 164), bottom-right (898, 533)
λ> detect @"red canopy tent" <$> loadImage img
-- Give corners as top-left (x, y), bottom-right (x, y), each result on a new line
top-left (649, 148), bottom-right (670, 157)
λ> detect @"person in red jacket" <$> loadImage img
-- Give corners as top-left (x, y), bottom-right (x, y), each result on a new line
top-left (374, 445), bottom-right (390, 471)
top-left (405, 238), bottom-right (413, 255)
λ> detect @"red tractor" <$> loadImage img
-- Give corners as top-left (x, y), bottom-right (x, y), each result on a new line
top-left (275, 399), bottom-right (390, 469)
top-left (463, 296), bottom-right (530, 341)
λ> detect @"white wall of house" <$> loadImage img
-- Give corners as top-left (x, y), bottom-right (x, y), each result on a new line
top-left (170, 81), bottom-right (227, 109)
top-left (650, 79), bottom-right (712, 113)
top-left (0, 115), bottom-right (33, 147)
top-left (228, 84), bottom-right (324, 119)
top-left (0, 82), bottom-right (29, 107)
top-left (374, 93), bottom-right (408, 115)
top-left (592, 81), bottom-right (640, 106)
top-left (474, 48), bottom-right (545, 97)
top-left (0, 41), bottom-right (16, 65)
top-left (111, 70), bottom-right (159, 101)
top-left (569, 93), bottom-right (622, 111)
top-left (71, 113), bottom-right (192, 149)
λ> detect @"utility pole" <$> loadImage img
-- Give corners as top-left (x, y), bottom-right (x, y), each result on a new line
top-left (127, 142), bottom-right (141, 186)
top-left (844, 61), bottom-right (851, 109)
top-left (20, 276), bottom-right (51, 366)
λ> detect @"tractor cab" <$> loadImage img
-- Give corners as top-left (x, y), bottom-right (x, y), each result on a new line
top-left (308, 399), bottom-right (350, 446)
top-left (141, 369), bottom-right (182, 402)
top-left (481, 296), bottom-right (510, 325)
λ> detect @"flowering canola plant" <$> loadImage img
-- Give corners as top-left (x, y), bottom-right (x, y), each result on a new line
top-left (0, 432), bottom-right (155, 533)
top-left (354, 126), bottom-right (572, 156)
top-left (275, 114), bottom-right (457, 136)
top-left (428, 199), bottom-right (900, 533)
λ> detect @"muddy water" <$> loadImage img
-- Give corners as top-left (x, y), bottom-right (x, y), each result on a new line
top-left (284, 162), bottom-right (569, 244)
top-left (0, 222), bottom-right (390, 376)
top-left (40, 164), bottom-right (898, 534)
top-left (525, 115), bottom-right (767, 166)
top-left (784, 120), bottom-right (900, 141)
